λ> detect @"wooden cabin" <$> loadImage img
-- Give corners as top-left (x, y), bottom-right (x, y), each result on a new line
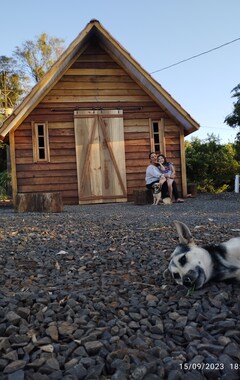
top-left (0, 19), bottom-right (200, 205)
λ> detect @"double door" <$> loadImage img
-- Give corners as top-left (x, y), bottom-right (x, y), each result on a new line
top-left (74, 110), bottom-right (127, 204)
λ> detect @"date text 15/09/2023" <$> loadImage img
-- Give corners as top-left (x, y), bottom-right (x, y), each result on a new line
top-left (179, 362), bottom-right (240, 371)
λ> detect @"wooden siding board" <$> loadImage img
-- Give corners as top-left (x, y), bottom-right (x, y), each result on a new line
top-left (76, 55), bottom-right (113, 63)
top-left (124, 139), bottom-right (149, 146)
top-left (125, 152), bottom-right (149, 159)
top-left (42, 95), bottom-right (150, 102)
top-left (18, 184), bottom-right (78, 192)
top-left (15, 150), bottom-right (33, 158)
top-left (59, 75), bottom-right (135, 83)
top-left (17, 170), bottom-right (77, 179)
top-left (54, 81), bottom-right (140, 90)
top-left (16, 163), bottom-right (77, 171)
top-left (65, 68), bottom-right (126, 76)
top-left (25, 114), bottom-right (74, 123)
top-left (18, 176), bottom-right (77, 185)
top-left (124, 132), bottom-right (149, 140)
top-left (71, 61), bottom-right (120, 69)
top-left (47, 89), bottom-right (146, 96)
top-left (125, 145), bottom-right (149, 153)
top-left (49, 136), bottom-right (75, 143)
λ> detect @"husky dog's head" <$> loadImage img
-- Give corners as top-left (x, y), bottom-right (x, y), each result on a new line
top-left (168, 221), bottom-right (213, 289)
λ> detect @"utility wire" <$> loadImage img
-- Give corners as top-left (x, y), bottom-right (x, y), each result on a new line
top-left (150, 37), bottom-right (240, 74)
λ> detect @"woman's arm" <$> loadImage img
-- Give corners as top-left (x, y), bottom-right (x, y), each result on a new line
top-left (169, 164), bottom-right (176, 178)
top-left (148, 165), bottom-right (161, 177)
top-left (158, 163), bottom-right (165, 173)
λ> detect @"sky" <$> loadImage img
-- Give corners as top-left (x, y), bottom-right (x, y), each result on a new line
top-left (1, 0), bottom-right (239, 144)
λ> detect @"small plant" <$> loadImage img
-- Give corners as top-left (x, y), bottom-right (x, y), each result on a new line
top-left (197, 182), bottom-right (229, 194)
top-left (0, 170), bottom-right (11, 200)
top-left (186, 285), bottom-right (196, 296)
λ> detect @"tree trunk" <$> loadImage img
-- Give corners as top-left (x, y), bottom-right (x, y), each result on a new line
top-left (133, 189), bottom-right (153, 204)
top-left (15, 192), bottom-right (63, 212)
top-left (187, 183), bottom-right (197, 197)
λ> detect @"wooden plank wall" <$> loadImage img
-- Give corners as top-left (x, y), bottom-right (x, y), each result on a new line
top-left (15, 42), bottom-right (182, 204)
top-left (15, 122), bottom-right (78, 204)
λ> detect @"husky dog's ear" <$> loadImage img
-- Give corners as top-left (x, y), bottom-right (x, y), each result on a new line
top-left (173, 220), bottom-right (195, 245)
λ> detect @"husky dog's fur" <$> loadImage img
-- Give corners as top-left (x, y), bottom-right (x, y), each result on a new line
top-left (168, 221), bottom-right (240, 289)
top-left (152, 183), bottom-right (162, 205)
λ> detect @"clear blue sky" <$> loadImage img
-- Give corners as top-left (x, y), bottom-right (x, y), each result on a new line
top-left (2, 0), bottom-right (239, 143)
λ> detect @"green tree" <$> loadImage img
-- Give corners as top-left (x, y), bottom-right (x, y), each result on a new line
top-left (0, 141), bottom-right (10, 200)
top-left (14, 33), bottom-right (65, 83)
top-left (0, 140), bottom-right (7, 171)
top-left (224, 83), bottom-right (240, 128)
top-left (233, 131), bottom-right (240, 162)
top-left (186, 134), bottom-right (240, 192)
top-left (0, 56), bottom-right (26, 113)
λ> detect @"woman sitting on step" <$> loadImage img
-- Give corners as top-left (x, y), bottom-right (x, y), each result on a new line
top-left (145, 152), bottom-right (184, 203)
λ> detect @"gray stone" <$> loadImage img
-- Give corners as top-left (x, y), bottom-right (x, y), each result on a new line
top-left (183, 326), bottom-right (201, 341)
top-left (3, 360), bottom-right (27, 374)
top-left (64, 363), bottom-right (87, 379)
top-left (224, 342), bottom-right (240, 360)
top-left (5, 311), bottom-right (21, 325)
top-left (84, 341), bottom-right (103, 355)
top-left (0, 195), bottom-right (240, 378)
top-left (8, 370), bottom-right (25, 380)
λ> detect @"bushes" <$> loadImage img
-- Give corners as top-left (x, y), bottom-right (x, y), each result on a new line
top-left (186, 134), bottom-right (240, 193)
top-left (0, 170), bottom-right (11, 200)
top-left (0, 141), bottom-right (10, 200)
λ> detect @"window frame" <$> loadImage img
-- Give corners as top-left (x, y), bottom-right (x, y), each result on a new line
top-left (150, 118), bottom-right (165, 155)
top-left (32, 122), bottom-right (50, 163)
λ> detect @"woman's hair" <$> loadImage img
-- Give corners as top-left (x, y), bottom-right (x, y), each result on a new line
top-left (149, 152), bottom-right (156, 159)
top-left (157, 154), bottom-right (168, 165)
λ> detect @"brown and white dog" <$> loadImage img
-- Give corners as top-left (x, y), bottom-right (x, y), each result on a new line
top-left (152, 183), bottom-right (162, 205)
top-left (168, 220), bottom-right (240, 289)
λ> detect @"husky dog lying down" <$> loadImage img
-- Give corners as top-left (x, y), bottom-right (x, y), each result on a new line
top-left (168, 221), bottom-right (240, 289)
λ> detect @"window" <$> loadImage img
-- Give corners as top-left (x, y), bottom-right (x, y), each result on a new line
top-left (33, 122), bottom-right (50, 162)
top-left (151, 119), bottom-right (165, 154)
top-left (152, 121), bottom-right (160, 152)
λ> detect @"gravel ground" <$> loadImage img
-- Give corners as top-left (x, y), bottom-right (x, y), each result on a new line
top-left (0, 192), bottom-right (240, 379)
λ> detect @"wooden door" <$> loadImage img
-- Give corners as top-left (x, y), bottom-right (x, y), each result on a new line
top-left (74, 110), bottom-right (127, 204)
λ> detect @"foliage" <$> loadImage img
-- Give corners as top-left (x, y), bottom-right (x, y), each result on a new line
top-left (0, 170), bottom-right (11, 200)
top-left (0, 113), bottom-right (5, 124)
top-left (0, 55), bottom-right (27, 111)
top-left (0, 141), bottom-right (7, 172)
top-left (224, 83), bottom-right (240, 128)
top-left (185, 134), bottom-right (240, 193)
top-left (14, 33), bottom-right (65, 83)
top-left (0, 143), bottom-right (9, 199)
top-left (233, 131), bottom-right (240, 162)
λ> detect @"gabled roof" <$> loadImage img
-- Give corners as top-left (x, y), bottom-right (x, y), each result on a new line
top-left (0, 19), bottom-right (200, 140)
